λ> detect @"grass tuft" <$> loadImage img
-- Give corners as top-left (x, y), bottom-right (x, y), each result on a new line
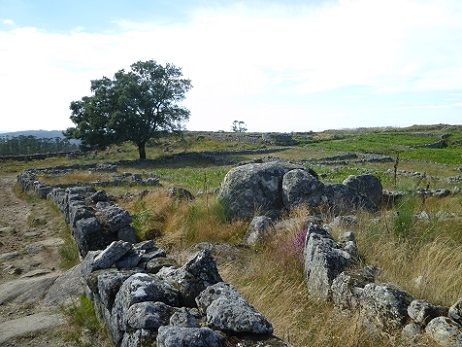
top-left (62, 295), bottom-right (109, 347)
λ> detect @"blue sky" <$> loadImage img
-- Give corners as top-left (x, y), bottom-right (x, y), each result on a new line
top-left (1, 0), bottom-right (461, 132)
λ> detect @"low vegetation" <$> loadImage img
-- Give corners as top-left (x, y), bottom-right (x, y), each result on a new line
top-left (62, 295), bottom-right (109, 347)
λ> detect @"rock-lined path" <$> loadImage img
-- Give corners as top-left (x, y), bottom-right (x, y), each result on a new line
top-left (0, 175), bottom-right (69, 346)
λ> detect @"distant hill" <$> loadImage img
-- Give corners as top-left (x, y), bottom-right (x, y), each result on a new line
top-left (0, 130), bottom-right (65, 138)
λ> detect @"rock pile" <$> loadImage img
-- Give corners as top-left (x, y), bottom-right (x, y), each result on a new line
top-left (303, 223), bottom-right (462, 346)
top-left (84, 241), bottom-right (288, 347)
top-left (219, 161), bottom-right (383, 220)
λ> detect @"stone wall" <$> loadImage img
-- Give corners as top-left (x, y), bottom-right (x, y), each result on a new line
top-left (16, 167), bottom-right (290, 347)
top-left (303, 223), bottom-right (462, 346)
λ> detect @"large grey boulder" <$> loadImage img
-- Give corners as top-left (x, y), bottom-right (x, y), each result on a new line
top-left (158, 250), bottom-right (222, 306)
top-left (282, 168), bottom-right (325, 210)
top-left (359, 283), bottom-right (413, 333)
top-left (157, 326), bottom-right (225, 347)
top-left (322, 184), bottom-right (375, 215)
top-left (343, 174), bottom-right (383, 208)
top-left (218, 161), bottom-right (302, 220)
top-left (219, 162), bottom-right (381, 219)
top-left (243, 216), bottom-right (275, 245)
top-left (426, 317), bottom-right (462, 346)
top-left (303, 225), bottom-right (351, 300)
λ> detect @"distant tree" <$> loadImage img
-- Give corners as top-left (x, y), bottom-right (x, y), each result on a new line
top-left (65, 60), bottom-right (192, 159)
top-left (232, 120), bottom-right (247, 132)
top-left (0, 135), bottom-right (78, 156)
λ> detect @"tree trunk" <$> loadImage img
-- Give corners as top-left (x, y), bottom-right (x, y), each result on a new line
top-left (138, 142), bottom-right (146, 160)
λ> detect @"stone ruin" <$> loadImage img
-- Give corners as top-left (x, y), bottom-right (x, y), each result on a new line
top-left (16, 159), bottom-right (462, 346)
top-left (16, 165), bottom-right (290, 347)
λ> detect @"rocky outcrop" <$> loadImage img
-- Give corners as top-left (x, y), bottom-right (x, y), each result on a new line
top-left (219, 161), bottom-right (383, 220)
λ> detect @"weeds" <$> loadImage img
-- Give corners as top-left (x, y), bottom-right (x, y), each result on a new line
top-left (58, 221), bottom-right (79, 269)
top-left (62, 295), bottom-right (109, 347)
top-left (393, 197), bottom-right (416, 239)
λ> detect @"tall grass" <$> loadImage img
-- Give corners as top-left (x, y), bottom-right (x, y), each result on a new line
top-left (121, 190), bottom-right (247, 250)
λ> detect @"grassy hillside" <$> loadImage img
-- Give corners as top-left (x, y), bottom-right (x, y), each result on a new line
top-left (4, 124), bottom-right (462, 346)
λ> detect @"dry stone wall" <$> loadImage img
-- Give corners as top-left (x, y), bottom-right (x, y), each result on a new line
top-left (16, 166), bottom-right (290, 347)
top-left (303, 223), bottom-right (462, 346)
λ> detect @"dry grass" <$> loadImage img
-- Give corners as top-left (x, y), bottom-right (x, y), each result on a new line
top-left (349, 210), bottom-right (462, 307)
top-left (121, 189), bottom-right (247, 250)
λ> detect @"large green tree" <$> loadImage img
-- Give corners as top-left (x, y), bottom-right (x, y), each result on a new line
top-left (65, 60), bottom-right (192, 159)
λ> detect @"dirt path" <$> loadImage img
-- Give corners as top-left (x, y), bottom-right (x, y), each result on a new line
top-left (0, 174), bottom-right (73, 346)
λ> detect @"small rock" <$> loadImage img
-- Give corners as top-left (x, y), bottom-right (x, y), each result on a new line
top-left (303, 225), bottom-right (351, 300)
top-left (449, 298), bottom-right (462, 325)
top-left (425, 316), bottom-right (462, 347)
top-left (169, 307), bottom-right (201, 328)
top-left (92, 241), bottom-right (132, 271)
top-left (359, 283), bottom-right (413, 333)
top-left (331, 216), bottom-right (358, 229)
top-left (91, 190), bottom-right (109, 203)
top-left (0, 251), bottom-right (20, 261)
top-left (339, 231), bottom-right (356, 242)
top-left (167, 187), bottom-right (195, 200)
top-left (402, 323), bottom-right (422, 341)
top-left (243, 216), bottom-right (275, 245)
top-left (126, 301), bottom-right (177, 330)
top-left (206, 296), bottom-right (273, 334)
top-left (144, 257), bottom-right (178, 274)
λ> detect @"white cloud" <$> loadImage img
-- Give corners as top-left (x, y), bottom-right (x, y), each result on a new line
top-left (2, 19), bottom-right (14, 26)
top-left (0, 0), bottom-right (462, 132)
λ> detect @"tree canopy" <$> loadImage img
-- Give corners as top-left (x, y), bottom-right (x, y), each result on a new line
top-left (65, 60), bottom-right (192, 159)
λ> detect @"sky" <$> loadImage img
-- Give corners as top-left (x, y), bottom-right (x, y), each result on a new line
top-left (0, 0), bottom-right (462, 133)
